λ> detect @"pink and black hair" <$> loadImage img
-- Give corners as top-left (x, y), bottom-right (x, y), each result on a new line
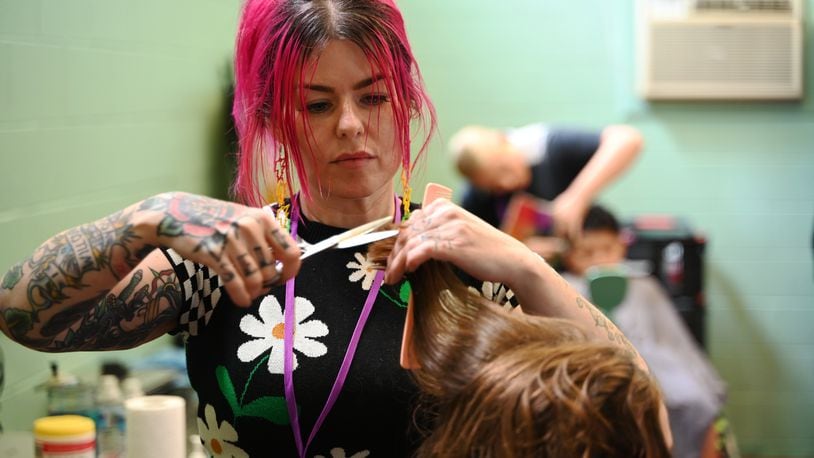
top-left (232, 0), bottom-right (437, 207)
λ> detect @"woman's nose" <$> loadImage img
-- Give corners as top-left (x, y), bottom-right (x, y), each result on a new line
top-left (336, 101), bottom-right (364, 138)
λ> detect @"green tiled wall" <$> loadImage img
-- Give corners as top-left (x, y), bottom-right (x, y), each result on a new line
top-left (0, 0), bottom-right (240, 431)
top-left (2, 0), bottom-right (813, 455)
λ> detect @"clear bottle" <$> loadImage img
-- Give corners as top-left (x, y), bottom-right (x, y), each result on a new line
top-left (95, 375), bottom-right (125, 458)
top-left (44, 362), bottom-right (96, 420)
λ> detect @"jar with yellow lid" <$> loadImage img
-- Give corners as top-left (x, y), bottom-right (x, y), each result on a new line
top-left (33, 415), bottom-right (96, 458)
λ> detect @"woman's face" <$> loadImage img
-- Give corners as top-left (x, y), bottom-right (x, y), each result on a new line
top-left (294, 39), bottom-right (400, 202)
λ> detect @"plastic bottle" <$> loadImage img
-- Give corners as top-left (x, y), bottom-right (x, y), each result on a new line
top-left (95, 375), bottom-right (125, 458)
top-left (33, 415), bottom-right (96, 458)
top-left (121, 377), bottom-right (144, 400)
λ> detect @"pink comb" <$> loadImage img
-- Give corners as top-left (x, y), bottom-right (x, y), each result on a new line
top-left (400, 183), bottom-right (452, 369)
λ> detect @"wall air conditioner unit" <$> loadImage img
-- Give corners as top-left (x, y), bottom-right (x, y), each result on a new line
top-left (637, 0), bottom-right (804, 100)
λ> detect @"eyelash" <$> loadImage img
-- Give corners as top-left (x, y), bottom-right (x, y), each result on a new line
top-left (306, 101), bottom-right (331, 114)
top-left (305, 93), bottom-right (390, 114)
top-left (361, 94), bottom-right (389, 106)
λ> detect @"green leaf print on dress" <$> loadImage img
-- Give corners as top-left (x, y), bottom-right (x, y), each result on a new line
top-left (379, 280), bottom-right (411, 309)
top-left (239, 396), bottom-right (289, 425)
top-left (216, 364), bottom-right (290, 425)
top-left (399, 281), bottom-right (411, 304)
top-left (216, 365), bottom-right (240, 416)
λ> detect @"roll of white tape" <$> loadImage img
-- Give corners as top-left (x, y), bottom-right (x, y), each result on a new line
top-left (125, 395), bottom-right (186, 458)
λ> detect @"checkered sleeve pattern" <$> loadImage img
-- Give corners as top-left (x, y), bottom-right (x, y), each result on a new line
top-left (160, 248), bottom-right (224, 337)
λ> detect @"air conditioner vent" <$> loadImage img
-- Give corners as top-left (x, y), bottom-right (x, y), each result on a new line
top-left (695, 0), bottom-right (791, 12)
top-left (637, 0), bottom-right (803, 100)
top-left (651, 24), bottom-right (793, 84)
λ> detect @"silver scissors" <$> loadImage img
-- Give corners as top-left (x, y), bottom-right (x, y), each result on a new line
top-left (297, 216), bottom-right (398, 261)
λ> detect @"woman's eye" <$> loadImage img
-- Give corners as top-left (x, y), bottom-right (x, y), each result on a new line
top-left (306, 101), bottom-right (331, 114)
top-left (361, 94), bottom-right (389, 106)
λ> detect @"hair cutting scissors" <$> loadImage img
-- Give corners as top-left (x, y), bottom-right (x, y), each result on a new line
top-left (296, 216), bottom-right (398, 261)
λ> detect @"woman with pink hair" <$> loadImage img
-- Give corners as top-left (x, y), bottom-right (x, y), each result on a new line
top-left (1, 1), bottom-right (665, 455)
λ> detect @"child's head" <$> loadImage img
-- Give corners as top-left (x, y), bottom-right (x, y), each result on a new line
top-left (563, 205), bottom-right (627, 276)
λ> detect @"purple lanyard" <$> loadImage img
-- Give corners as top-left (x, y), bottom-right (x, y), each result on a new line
top-left (284, 194), bottom-right (401, 458)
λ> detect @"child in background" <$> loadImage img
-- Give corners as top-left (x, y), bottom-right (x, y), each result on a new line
top-left (561, 205), bottom-right (727, 458)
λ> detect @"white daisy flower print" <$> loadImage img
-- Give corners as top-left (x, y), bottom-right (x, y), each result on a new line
top-left (346, 252), bottom-right (377, 290)
top-left (237, 295), bottom-right (329, 374)
top-left (315, 448), bottom-right (371, 458)
top-left (469, 281), bottom-right (515, 310)
top-left (197, 404), bottom-right (248, 458)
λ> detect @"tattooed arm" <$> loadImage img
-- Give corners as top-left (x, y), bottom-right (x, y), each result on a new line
top-left (0, 205), bottom-right (169, 351)
top-left (0, 192), bottom-right (300, 352)
top-left (0, 250), bottom-right (184, 352)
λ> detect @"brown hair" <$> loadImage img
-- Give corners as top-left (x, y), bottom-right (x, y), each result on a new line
top-left (368, 236), bottom-right (670, 457)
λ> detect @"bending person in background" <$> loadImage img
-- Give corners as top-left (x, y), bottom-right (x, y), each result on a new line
top-left (0, 0), bottom-right (661, 455)
top-left (369, 235), bottom-right (671, 457)
top-left (561, 204), bottom-right (727, 458)
top-left (449, 123), bottom-right (642, 259)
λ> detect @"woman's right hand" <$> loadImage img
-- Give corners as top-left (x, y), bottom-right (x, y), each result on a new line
top-left (137, 192), bottom-right (301, 306)
top-left (384, 199), bottom-right (537, 288)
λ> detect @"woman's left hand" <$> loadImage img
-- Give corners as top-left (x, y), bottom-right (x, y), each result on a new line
top-left (384, 199), bottom-right (535, 287)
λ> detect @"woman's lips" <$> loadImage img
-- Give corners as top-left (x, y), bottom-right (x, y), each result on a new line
top-left (333, 152), bottom-right (374, 168)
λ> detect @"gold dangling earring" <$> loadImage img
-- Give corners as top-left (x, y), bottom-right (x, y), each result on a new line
top-left (400, 168), bottom-right (412, 220)
top-left (274, 149), bottom-right (291, 231)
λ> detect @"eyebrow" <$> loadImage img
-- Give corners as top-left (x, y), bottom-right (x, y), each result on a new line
top-left (303, 75), bottom-right (385, 93)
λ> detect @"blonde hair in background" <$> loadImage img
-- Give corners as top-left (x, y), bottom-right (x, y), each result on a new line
top-left (447, 125), bottom-right (503, 178)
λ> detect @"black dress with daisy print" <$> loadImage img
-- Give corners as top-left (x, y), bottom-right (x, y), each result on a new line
top-left (161, 207), bottom-right (516, 457)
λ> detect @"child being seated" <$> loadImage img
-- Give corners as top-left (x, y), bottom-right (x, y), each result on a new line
top-left (561, 204), bottom-right (727, 458)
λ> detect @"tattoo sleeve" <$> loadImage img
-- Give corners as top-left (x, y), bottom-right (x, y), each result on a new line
top-left (1, 192), bottom-right (244, 351)
top-left (3, 265), bottom-right (182, 352)
top-left (0, 203), bottom-right (175, 351)
top-left (139, 193), bottom-right (238, 261)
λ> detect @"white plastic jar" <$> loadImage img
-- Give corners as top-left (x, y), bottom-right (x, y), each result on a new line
top-left (33, 415), bottom-right (95, 458)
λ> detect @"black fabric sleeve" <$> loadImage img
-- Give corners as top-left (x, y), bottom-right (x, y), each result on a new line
top-left (453, 267), bottom-right (520, 310)
top-left (531, 128), bottom-right (601, 200)
top-left (460, 185), bottom-right (502, 229)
